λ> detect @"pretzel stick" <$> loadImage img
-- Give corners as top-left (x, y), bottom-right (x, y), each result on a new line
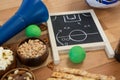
top-left (55, 67), bottom-right (115, 80)
top-left (52, 72), bottom-right (96, 80)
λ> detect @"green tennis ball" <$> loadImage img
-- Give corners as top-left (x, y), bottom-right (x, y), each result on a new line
top-left (69, 46), bottom-right (86, 64)
top-left (25, 25), bottom-right (41, 38)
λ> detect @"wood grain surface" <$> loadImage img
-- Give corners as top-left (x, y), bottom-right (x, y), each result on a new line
top-left (0, 0), bottom-right (120, 80)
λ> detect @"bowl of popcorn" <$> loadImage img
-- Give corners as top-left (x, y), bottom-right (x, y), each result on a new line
top-left (0, 47), bottom-right (16, 78)
top-left (17, 38), bottom-right (48, 67)
top-left (1, 68), bottom-right (35, 80)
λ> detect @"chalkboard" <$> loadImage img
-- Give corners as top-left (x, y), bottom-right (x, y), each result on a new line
top-left (47, 10), bottom-right (114, 64)
top-left (50, 12), bottom-right (103, 46)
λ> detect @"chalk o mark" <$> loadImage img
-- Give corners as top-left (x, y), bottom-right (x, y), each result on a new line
top-left (69, 29), bottom-right (87, 42)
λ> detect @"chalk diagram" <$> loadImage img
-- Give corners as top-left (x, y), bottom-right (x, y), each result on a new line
top-left (51, 13), bottom-right (101, 46)
top-left (56, 29), bottom-right (99, 46)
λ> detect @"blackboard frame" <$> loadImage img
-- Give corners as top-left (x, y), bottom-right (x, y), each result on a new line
top-left (47, 9), bottom-right (114, 64)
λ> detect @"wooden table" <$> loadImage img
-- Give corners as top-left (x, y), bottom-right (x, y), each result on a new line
top-left (0, 0), bottom-right (120, 80)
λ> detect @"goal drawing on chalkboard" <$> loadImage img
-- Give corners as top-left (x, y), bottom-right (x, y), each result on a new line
top-left (47, 9), bottom-right (114, 64)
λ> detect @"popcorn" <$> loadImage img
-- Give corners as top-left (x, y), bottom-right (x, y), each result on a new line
top-left (0, 60), bottom-right (7, 70)
top-left (0, 51), bottom-right (3, 59)
top-left (0, 47), bottom-right (14, 70)
top-left (0, 47), bottom-right (4, 50)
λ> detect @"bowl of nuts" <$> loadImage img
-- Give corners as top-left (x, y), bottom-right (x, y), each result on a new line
top-left (1, 68), bottom-right (35, 80)
top-left (17, 38), bottom-right (49, 67)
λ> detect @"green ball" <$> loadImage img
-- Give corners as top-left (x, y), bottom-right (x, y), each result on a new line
top-left (69, 46), bottom-right (86, 64)
top-left (25, 25), bottom-right (41, 38)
